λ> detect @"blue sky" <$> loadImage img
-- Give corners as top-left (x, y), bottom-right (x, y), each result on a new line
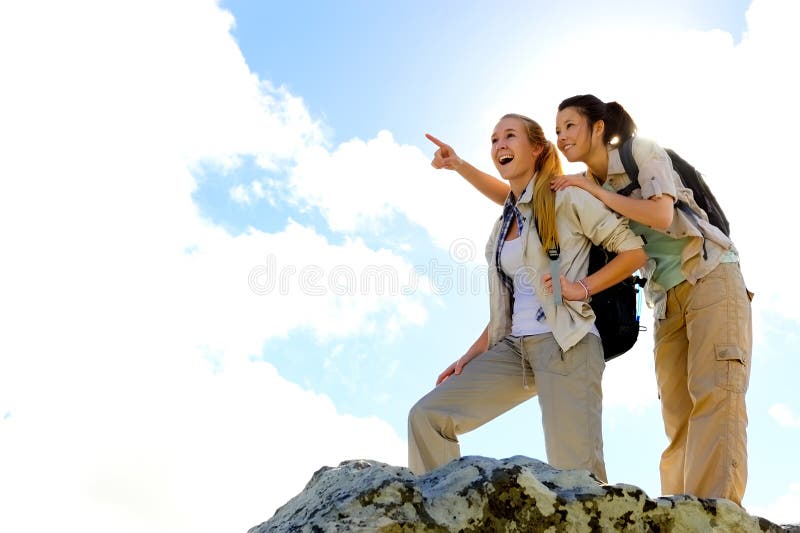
top-left (1, 1), bottom-right (798, 531)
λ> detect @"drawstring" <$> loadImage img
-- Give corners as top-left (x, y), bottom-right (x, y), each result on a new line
top-left (520, 338), bottom-right (530, 390)
top-left (506, 336), bottom-right (531, 390)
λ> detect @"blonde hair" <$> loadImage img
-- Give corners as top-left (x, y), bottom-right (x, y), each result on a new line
top-left (502, 113), bottom-right (562, 252)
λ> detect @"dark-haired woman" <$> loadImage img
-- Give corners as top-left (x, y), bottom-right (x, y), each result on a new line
top-left (408, 114), bottom-right (646, 482)
top-left (551, 95), bottom-right (752, 506)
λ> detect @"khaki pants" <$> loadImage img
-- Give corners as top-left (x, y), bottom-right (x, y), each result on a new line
top-left (408, 333), bottom-right (606, 482)
top-left (655, 262), bottom-right (752, 505)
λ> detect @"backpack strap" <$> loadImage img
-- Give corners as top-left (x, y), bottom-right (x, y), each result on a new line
top-left (546, 248), bottom-right (561, 304)
top-left (622, 139), bottom-right (710, 259)
top-left (675, 201), bottom-right (710, 260)
top-left (617, 139), bottom-right (640, 197)
top-left (533, 213), bottom-right (562, 304)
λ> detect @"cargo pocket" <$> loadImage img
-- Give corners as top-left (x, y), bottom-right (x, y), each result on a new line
top-left (715, 344), bottom-right (748, 393)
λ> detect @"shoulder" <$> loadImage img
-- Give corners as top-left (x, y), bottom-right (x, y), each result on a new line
top-left (555, 185), bottom-right (607, 211)
top-left (631, 136), bottom-right (670, 162)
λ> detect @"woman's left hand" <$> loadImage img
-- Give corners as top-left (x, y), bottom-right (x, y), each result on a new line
top-left (543, 274), bottom-right (589, 302)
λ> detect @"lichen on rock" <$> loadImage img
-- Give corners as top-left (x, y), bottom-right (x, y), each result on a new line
top-left (249, 456), bottom-right (800, 532)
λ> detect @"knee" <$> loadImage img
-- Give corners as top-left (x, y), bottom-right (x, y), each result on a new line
top-left (409, 394), bottom-right (452, 437)
top-left (408, 397), bottom-right (432, 428)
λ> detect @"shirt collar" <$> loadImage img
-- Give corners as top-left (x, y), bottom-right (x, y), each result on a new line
top-left (504, 175), bottom-right (536, 207)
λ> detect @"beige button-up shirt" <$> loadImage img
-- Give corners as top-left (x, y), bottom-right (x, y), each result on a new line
top-left (485, 178), bottom-right (644, 352)
top-left (605, 137), bottom-right (735, 319)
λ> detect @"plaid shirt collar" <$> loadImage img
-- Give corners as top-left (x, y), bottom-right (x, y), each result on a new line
top-left (495, 183), bottom-right (530, 293)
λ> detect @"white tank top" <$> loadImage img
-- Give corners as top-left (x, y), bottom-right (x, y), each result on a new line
top-left (499, 237), bottom-right (551, 336)
top-left (500, 237), bottom-right (600, 339)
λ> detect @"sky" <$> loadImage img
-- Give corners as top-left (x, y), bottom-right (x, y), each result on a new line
top-left (1, 0), bottom-right (798, 531)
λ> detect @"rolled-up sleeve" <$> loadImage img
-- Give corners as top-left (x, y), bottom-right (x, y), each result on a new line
top-left (568, 188), bottom-right (644, 253)
top-left (634, 138), bottom-right (678, 201)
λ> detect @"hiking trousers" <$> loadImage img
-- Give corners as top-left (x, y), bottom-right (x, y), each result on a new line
top-left (655, 262), bottom-right (752, 505)
top-left (407, 333), bottom-right (606, 482)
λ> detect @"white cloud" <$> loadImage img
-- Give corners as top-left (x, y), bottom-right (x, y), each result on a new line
top-left (230, 180), bottom-right (276, 206)
top-left (0, 2), bottom-right (420, 532)
top-left (602, 306), bottom-right (659, 413)
top-left (239, 221), bottom-right (431, 346)
top-left (288, 130), bottom-right (499, 252)
top-left (251, 180), bottom-right (267, 201)
top-left (748, 483), bottom-right (800, 526)
top-left (230, 183), bottom-right (252, 204)
top-left (768, 404), bottom-right (800, 429)
top-left (0, 360), bottom-right (406, 533)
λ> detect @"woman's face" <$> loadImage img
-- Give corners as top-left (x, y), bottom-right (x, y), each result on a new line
top-left (555, 107), bottom-right (594, 163)
top-left (491, 117), bottom-right (542, 181)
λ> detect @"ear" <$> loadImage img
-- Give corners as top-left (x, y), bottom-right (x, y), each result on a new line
top-left (592, 119), bottom-right (605, 139)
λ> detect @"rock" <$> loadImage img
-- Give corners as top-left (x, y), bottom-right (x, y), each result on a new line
top-left (249, 456), bottom-right (800, 532)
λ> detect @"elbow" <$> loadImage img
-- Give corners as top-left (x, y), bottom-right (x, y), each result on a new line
top-left (635, 248), bottom-right (648, 269)
top-left (626, 247), bottom-right (648, 270)
top-left (650, 203), bottom-right (675, 231)
top-left (651, 218), bottom-right (672, 232)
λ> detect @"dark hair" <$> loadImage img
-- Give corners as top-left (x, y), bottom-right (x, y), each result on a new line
top-left (558, 94), bottom-right (637, 145)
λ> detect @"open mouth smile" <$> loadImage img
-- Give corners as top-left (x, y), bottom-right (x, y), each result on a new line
top-left (498, 154), bottom-right (514, 165)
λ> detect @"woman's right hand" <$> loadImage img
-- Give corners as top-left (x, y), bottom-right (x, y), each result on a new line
top-left (551, 172), bottom-right (598, 193)
top-left (436, 351), bottom-right (480, 385)
top-left (426, 133), bottom-right (464, 171)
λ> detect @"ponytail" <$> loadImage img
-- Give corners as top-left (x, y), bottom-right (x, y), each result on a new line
top-left (533, 141), bottom-right (561, 252)
top-left (558, 94), bottom-right (637, 146)
top-left (602, 101), bottom-right (637, 145)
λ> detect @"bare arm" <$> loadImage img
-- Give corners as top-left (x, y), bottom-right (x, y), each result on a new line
top-left (578, 247), bottom-right (647, 297)
top-left (426, 133), bottom-right (510, 206)
top-left (590, 187), bottom-right (673, 230)
top-left (544, 247), bottom-right (647, 301)
top-left (551, 173), bottom-right (674, 230)
top-left (436, 323), bottom-right (489, 385)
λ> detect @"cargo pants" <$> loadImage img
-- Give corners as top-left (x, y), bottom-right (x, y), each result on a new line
top-left (655, 262), bottom-right (752, 505)
top-left (408, 332), bottom-right (607, 482)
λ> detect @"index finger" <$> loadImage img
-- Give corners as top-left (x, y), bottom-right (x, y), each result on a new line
top-left (425, 133), bottom-right (448, 149)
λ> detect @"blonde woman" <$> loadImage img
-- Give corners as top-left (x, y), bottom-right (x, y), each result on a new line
top-left (408, 114), bottom-right (646, 482)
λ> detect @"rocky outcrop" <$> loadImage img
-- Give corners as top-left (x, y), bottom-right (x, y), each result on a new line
top-left (250, 456), bottom-right (799, 532)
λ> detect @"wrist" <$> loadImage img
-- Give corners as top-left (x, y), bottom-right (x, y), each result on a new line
top-left (594, 182), bottom-right (613, 202)
top-left (577, 278), bottom-right (592, 302)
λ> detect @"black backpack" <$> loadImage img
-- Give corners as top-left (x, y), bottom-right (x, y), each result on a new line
top-left (619, 139), bottom-right (731, 236)
top-left (587, 246), bottom-right (645, 361)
